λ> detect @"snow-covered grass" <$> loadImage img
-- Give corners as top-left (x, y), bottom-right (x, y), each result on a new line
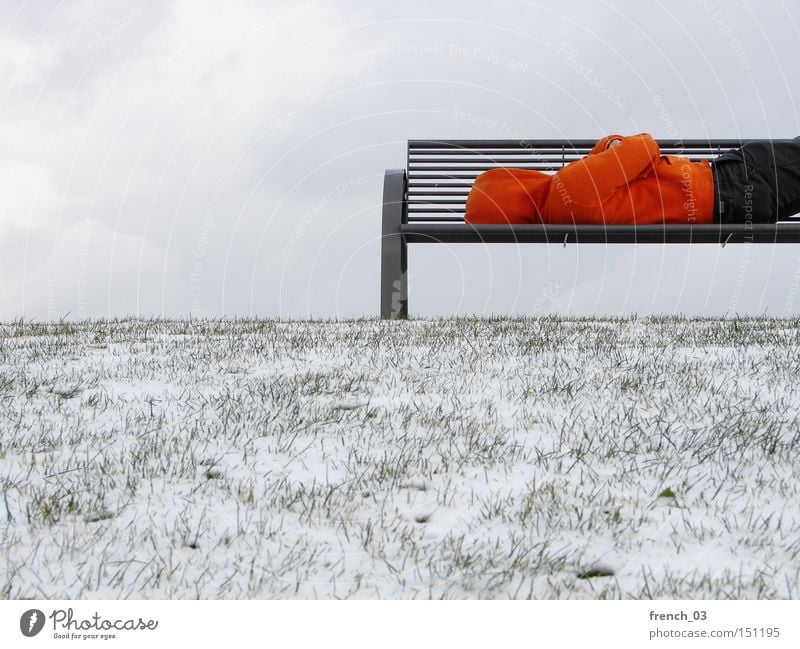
top-left (1, 315), bottom-right (799, 599)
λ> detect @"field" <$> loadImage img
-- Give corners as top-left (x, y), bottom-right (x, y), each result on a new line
top-left (1, 315), bottom-right (799, 599)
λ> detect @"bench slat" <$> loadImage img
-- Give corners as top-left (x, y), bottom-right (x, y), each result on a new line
top-left (409, 190), bottom-right (471, 196)
top-left (408, 207), bottom-right (467, 213)
top-left (407, 216), bottom-right (469, 222)
top-left (408, 198), bottom-right (470, 204)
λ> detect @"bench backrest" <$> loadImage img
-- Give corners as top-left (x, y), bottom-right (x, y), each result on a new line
top-left (406, 139), bottom-right (756, 223)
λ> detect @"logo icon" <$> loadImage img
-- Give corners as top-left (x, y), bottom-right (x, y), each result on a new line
top-left (20, 609), bottom-right (45, 637)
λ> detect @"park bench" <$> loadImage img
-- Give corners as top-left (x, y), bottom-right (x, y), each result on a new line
top-left (380, 138), bottom-right (800, 319)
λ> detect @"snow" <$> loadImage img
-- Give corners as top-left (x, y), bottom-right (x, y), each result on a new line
top-left (0, 315), bottom-right (799, 598)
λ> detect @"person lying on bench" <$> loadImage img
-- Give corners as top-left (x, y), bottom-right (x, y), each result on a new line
top-left (464, 133), bottom-right (800, 226)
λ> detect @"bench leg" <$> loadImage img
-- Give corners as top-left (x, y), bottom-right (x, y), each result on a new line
top-left (380, 169), bottom-right (408, 319)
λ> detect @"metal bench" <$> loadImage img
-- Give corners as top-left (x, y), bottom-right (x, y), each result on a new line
top-left (380, 138), bottom-right (800, 319)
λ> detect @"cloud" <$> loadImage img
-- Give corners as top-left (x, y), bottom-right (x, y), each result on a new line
top-left (1, 0), bottom-right (379, 319)
top-left (0, 218), bottom-right (172, 320)
top-left (2, 0), bottom-right (800, 320)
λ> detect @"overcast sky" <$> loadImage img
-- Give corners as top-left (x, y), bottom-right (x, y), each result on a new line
top-left (2, 0), bottom-right (800, 320)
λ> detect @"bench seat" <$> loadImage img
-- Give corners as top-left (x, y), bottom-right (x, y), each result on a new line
top-left (380, 139), bottom-right (800, 319)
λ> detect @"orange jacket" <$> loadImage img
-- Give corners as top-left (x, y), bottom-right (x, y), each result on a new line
top-left (464, 133), bottom-right (714, 225)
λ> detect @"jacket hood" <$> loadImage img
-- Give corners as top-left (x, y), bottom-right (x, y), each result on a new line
top-left (465, 168), bottom-right (551, 225)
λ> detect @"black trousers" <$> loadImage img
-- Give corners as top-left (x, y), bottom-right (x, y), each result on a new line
top-left (710, 137), bottom-right (800, 224)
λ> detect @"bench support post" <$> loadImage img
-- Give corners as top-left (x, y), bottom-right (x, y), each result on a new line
top-left (380, 169), bottom-right (408, 319)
